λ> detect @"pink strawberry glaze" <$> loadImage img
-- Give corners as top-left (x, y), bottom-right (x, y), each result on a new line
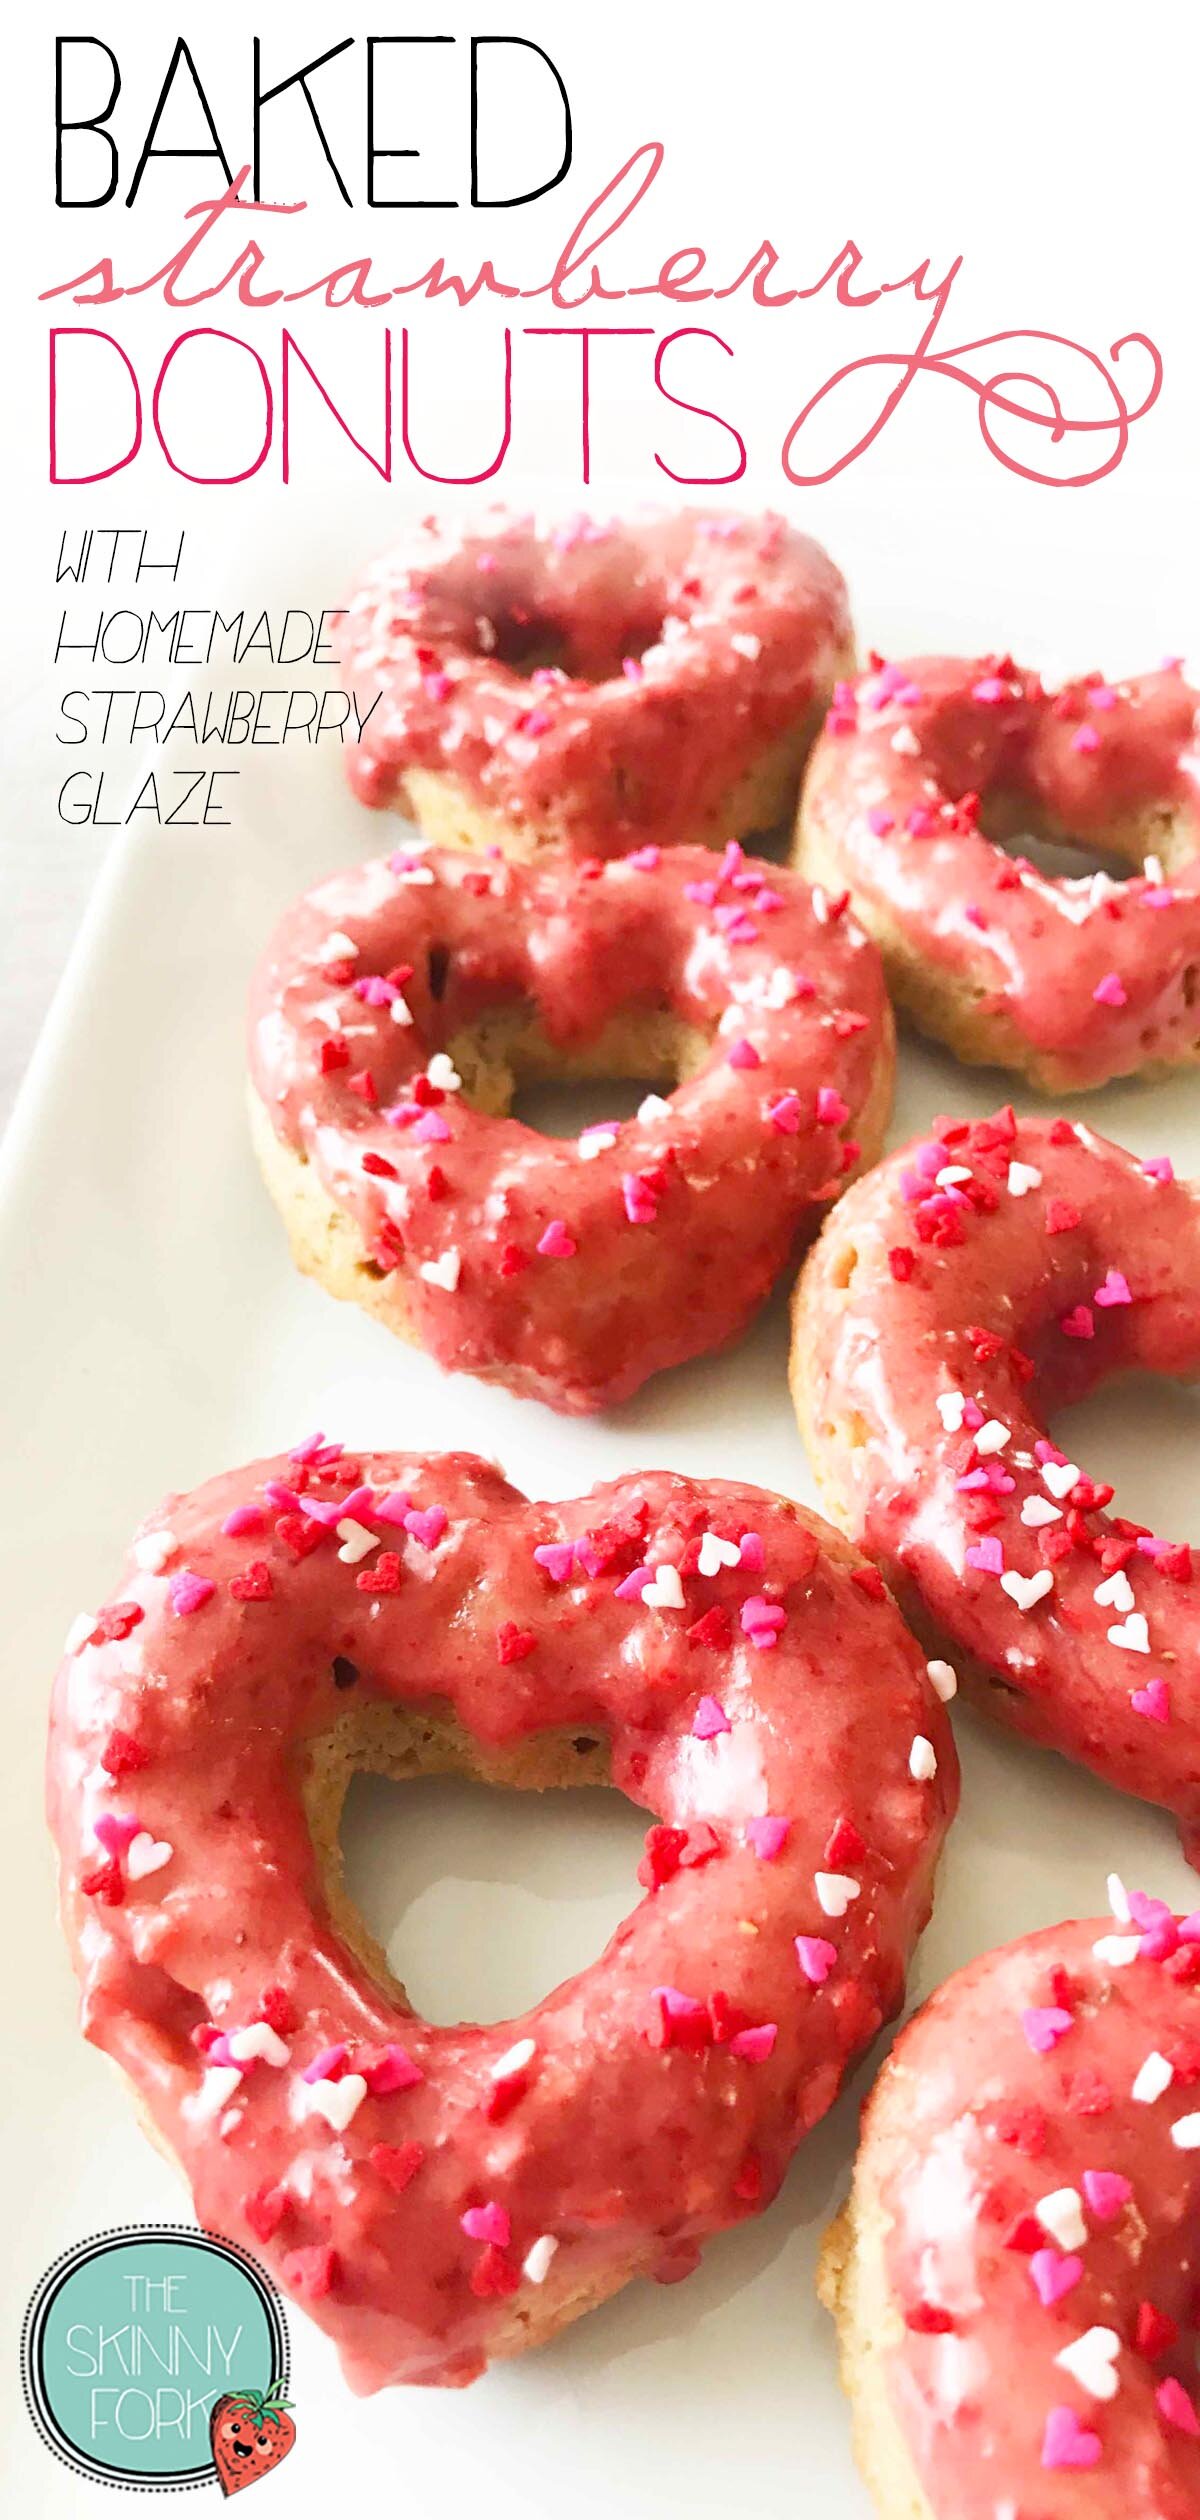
top-left (801, 655), bottom-right (1200, 1086)
top-left (866, 1916), bottom-right (1200, 2516)
top-left (338, 509), bottom-right (852, 854)
top-left (798, 1112), bottom-right (1200, 1847)
top-left (47, 1455), bottom-right (956, 2390)
top-left (247, 840), bottom-right (891, 1413)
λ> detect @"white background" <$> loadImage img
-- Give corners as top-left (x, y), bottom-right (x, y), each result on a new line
top-left (1, 3), bottom-right (1198, 2512)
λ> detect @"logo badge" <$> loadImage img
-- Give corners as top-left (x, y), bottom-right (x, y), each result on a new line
top-left (22, 2225), bottom-right (290, 2490)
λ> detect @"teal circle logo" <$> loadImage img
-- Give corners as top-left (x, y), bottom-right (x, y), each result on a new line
top-left (22, 2226), bottom-right (289, 2489)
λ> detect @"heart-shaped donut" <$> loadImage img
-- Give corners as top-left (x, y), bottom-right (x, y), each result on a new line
top-left (248, 838), bottom-right (893, 1412)
top-left (48, 1450), bottom-right (956, 2389)
top-left (822, 1898), bottom-right (1200, 2513)
top-left (793, 654), bottom-right (1200, 1089)
top-left (339, 509), bottom-right (854, 860)
top-left (792, 1109), bottom-right (1200, 1849)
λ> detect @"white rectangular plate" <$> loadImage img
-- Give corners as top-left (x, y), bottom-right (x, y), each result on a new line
top-left (3, 529), bottom-right (1199, 2516)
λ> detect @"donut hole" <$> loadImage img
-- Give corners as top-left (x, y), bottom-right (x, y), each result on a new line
top-left (305, 1700), bottom-right (650, 2028)
top-left (472, 599), bottom-right (664, 686)
top-left (978, 804), bottom-right (1141, 888)
top-left (1048, 1370), bottom-right (1200, 1540)
top-left (446, 1004), bottom-right (711, 1135)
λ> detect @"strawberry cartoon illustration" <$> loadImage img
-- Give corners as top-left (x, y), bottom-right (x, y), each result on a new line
top-left (209, 2389), bottom-right (295, 2496)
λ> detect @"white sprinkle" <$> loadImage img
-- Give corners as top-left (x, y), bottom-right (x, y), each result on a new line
top-left (394, 865), bottom-right (436, 887)
top-left (1021, 1496), bottom-right (1062, 1529)
top-left (1054, 2327), bottom-right (1121, 2402)
top-left (927, 1660), bottom-right (958, 1703)
top-left (389, 995), bottom-right (413, 1027)
top-left (1171, 2114), bottom-right (1200, 2150)
top-left (891, 724), bottom-right (921, 756)
top-left (523, 2234), bottom-right (559, 2285)
top-left (133, 1528), bottom-right (179, 1573)
top-left (909, 1735), bottom-right (938, 1782)
top-left (1036, 2187), bottom-right (1087, 2251)
top-left (936, 1392), bottom-right (967, 1433)
top-left (227, 2023), bottom-right (290, 2069)
top-left (578, 1129), bottom-right (618, 1159)
top-left (1144, 853), bottom-right (1166, 883)
top-left (698, 1531), bottom-right (741, 1578)
top-left (1107, 1873), bottom-right (1132, 1924)
top-left (425, 1052), bottom-right (462, 1093)
top-left (300, 2073), bottom-right (369, 2133)
top-left (316, 930), bottom-right (358, 966)
top-left (637, 1094), bottom-right (672, 1124)
top-left (1041, 1460), bottom-right (1081, 1501)
top-left (730, 631), bottom-right (762, 661)
top-left (935, 1165), bottom-right (973, 1188)
top-left (420, 1250), bottom-right (462, 1293)
top-left (1000, 1568), bottom-right (1054, 1613)
top-left (125, 1832), bottom-right (173, 1880)
top-left (64, 1611), bottom-right (97, 1654)
top-left (186, 2065), bottom-right (243, 2122)
top-left (1007, 1162), bottom-right (1042, 1197)
top-left (974, 1419), bottom-right (1011, 1456)
top-left (1094, 1570), bottom-right (1134, 1613)
top-left (336, 1518), bottom-right (380, 1565)
top-left (642, 1563), bottom-right (685, 1611)
top-left (815, 1872), bottom-right (861, 1918)
top-left (492, 2039), bottom-right (536, 2081)
top-left (1132, 2051), bottom-right (1174, 2105)
top-left (1092, 1933), bottom-right (1142, 1967)
top-left (1107, 1612), bottom-right (1150, 1654)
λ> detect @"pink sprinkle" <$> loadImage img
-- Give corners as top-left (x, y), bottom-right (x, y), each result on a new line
top-left (795, 1935), bottom-right (838, 1985)
top-left (290, 1432), bottom-right (339, 1466)
top-left (740, 1596), bottom-right (786, 1647)
top-left (1042, 2407), bottom-right (1102, 2471)
top-left (816, 1086), bottom-right (850, 1127)
top-left (727, 1038), bottom-right (762, 1070)
top-left (621, 656), bottom-right (644, 682)
top-left (964, 904), bottom-right (987, 928)
top-left (421, 671), bottom-right (452, 704)
top-left (1092, 971), bottom-right (1127, 1007)
top-left (404, 1505), bottom-right (447, 1550)
top-left (768, 1092), bottom-right (802, 1135)
top-left (1131, 1677), bottom-right (1170, 1722)
top-left (972, 675), bottom-right (1009, 705)
top-left (906, 807), bottom-right (937, 838)
top-left (966, 1537), bottom-right (1004, 1575)
top-left (1022, 2006), bottom-right (1074, 2055)
top-left (754, 887), bottom-right (784, 914)
top-left (738, 1532), bottom-right (765, 1571)
top-left (534, 1543), bottom-right (574, 1584)
top-left (1081, 2168), bottom-right (1131, 2220)
top-left (169, 1572), bottom-right (214, 1616)
top-left (1030, 2249), bottom-right (1083, 2307)
top-left (518, 707), bottom-right (553, 738)
top-left (1060, 1305), bottom-right (1095, 1341)
top-left (461, 2202), bottom-right (510, 2247)
top-left (413, 1110), bottom-right (452, 1143)
top-left (222, 1504), bottom-right (264, 1536)
top-left (1144, 885), bottom-right (1176, 909)
top-left (1094, 1269), bottom-right (1131, 1307)
top-left (1157, 2378), bottom-right (1200, 2436)
top-left (747, 1816), bottom-right (790, 1860)
top-left (537, 1219), bottom-right (578, 1258)
top-left (866, 808), bottom-right (895, 836)
top-left (1071, 724), bottom-right (1100, 753)
top-left (729, 2023), bottom-right (777, 2062)
top-left (692, 1695), bottom-right (731, 1740)
top-left (1089, 684), bottom-right (1117, 710)
top-left (614, 1566), bottom-right (653, 1602)
top-left (684, 880), bottom-right (719, 907)
top-left (264, 1481), bottom-right (303, 1512)
top-left (94, 1812), bottom-right (141, 1856)
top-left (304, 2043), bottom-right (348, 2083)
top-left (365, 2043), bottom-right (423, 2095)
top-left (628, 846), bottom-right (659, 871)
top-left (373, 1490), bottom-right (412, 1526)
top-left (622, 1174), bottom-right (659, 1226)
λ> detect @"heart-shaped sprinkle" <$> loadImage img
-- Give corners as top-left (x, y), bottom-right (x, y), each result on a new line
top-left (425, 1052), bottom-right (461, 1092)
top-left (1108, 1613), bottom-right (1150, 1653)
top-left (795, 1934), bottom-right (838, 1984)
top-left (697, 1532), bottom-right (741, 1578)
top-left (1132, 2050), bottom-right (1174, 2104)
top-left (125, 1832), bottom-right (173, 1880)
top-left (815, 1871), bottom-right (861, 1918)
top-left (94, 1812), bottom-right (141, 1856)
top-left (461, 2202), bottom-right (510, 2247)
top-left (974, 1419), bottom-right (1011, 1456)
top-left (533, 1542), bottom-right (574, 1584)
top-left (1093, 1570), bottom-right (1134, 1611)
top-left (747, 1815), bottom-right (790, 1859)
top-left (1030, 2248), bottom-right (1083, 2306)
top-left (1022, 1496), bottom-right (1062, 1528)
top-left (1042, 2406), bottom-right (1102, 2470)
top-left (1022, 2006), bottom-right (1074, 2054)
top-left (1007, 1161), bottom-right (1042, 1196)
top-left (1172, 2114), bottom-right (1200, 2149)
top-left (927, 1659), bottom-right (957, 1702)
top-left (522, 2234), bottom-right (558, 2285)
top-left (302, 2073), bottom-right (368, 2133)
top-left (1094, 1268), bottom-right (1131, 1307)
top-left (188, 2065), bottom-right (243, 2122)
top-left (1081, 2168), bottom-right (1132, 2220)
top-left (227, 2022), bottom-right (290, 2068)
top-left (643, 1563), bottom-right (685, 1611)
top-left (691, 1694), bottom-right (730, 1740)
top-left (1037, 2188), bottom-right (1086, 2251)
top-left (1157, 2378), bottom-right (1200, 2435)
top-left (419, 1249), bottom-right (462, 1291)
top-left (404, 1506), bottom-right (447, 1551)
top-left (1092, 1933), bottom-right (1142, 1967)
top-left (909, 1736), bottom-right (938, 1781)
top-left (1000, 1569), bottom-right (1054, 1613)
top-left (1055, 2326), bottom-right (1121, 2401)
top-left (133, 1528), bottom-right (178, 1572)
top-left (1061, 1304), bottom-right (1095, 1340)
top-left (966, 1537), bottom-right (1004, 1575)
top-left (336, 1519), bottom-right (379, 1565)
top-left (1131, 1677), bottom-right (1171, 1722)
top-left (936, 1392), bottom-right (966, 1432)
top-left (1042, 1460), bottom-right (1082, 1500)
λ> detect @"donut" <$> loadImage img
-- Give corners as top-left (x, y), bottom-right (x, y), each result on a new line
top-left (338, 509), bottom-right (854, 862)
top-left (791, 1108), bottom-right (1200, 1849)
top-left (247, 837), bottom-right (893, 1414)
top-left (792, 653), bottom-right (1200, 1090)
top-left (821, 1897), bottom-right (1200, 2516)
top-left (46, 1450), bottom-right (958, 2391)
